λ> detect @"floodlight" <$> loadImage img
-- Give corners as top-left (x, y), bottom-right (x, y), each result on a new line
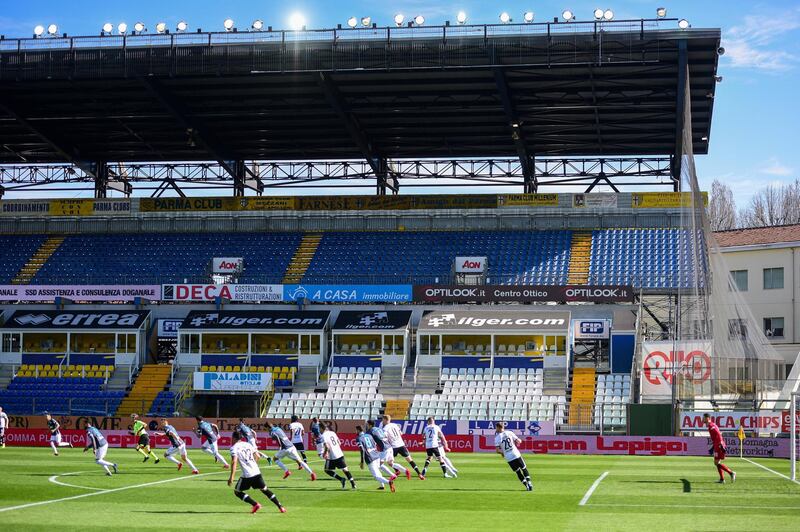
top-left (414, 15), bottom-right (425, 25)
top-left (594, 8), bottom-right (604, 20)
top-left (33, 25), bottom-right (45, 37)
top-left (347, 17), bottom-right (357, 28)
top-left (156, 22), bottom-right (167, 33)
top-left (118, 23), bottom-right (127, 34)
top-left (176, 21), bottom-right (188, 32)
top-left (361, 16), bottom-right (371, 27)
top-left (499, 12), bottom-right (511, 23)
top-left (223, 18), bottom-right (234, 31)
top-left (678, 19), bottom-right (690, 29)
top-left (289, 12), bottom-right (306, 30)
top-left (134, 22), bottom-right (146, 33)
top-left (47, 24), bottom-right (58, 35)
top-left (394, 14), bottom-right (405, 26)
top-left (656, 7), bottom-right (667, 18)
top-left (603, 9), bottom-right (613, 20)
top-left (523, 12), bottom-right (534, 23)
top-left (102, 22), bottom-right (113, 34)
top-left (562, 10), bottom-right (574, 21)
top-left (457, 11), bottom-right (467, 24)
top-left (252, 19), bottom-right (264, 30)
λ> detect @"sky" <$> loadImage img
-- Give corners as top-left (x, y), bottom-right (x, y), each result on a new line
top-left (1, 0), bottom-right (799, 206)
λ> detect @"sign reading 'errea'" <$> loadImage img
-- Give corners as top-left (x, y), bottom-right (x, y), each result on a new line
top-left (2, 310), bottom-right (150, 329)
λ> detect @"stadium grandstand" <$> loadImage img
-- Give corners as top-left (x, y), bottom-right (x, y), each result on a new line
top-left (0, 11), bottom-right (794, 448)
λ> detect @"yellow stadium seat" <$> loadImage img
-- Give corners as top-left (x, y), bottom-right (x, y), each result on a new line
top-left (224, 365), bottom-right (233, 372)
top-left (91, 365), bottom-right (100, 371)
top-left (208, 366), bottom-right (216, 372)
top-left (257, 366), bottom-right (266, 372)
top-left (201, 365), bottom-right (209, 372)
top-left (232, 366), bottom-right (241, 372)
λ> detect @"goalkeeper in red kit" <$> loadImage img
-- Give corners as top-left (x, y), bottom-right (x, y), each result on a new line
top-left (704, 413), bottom-right (736, 483)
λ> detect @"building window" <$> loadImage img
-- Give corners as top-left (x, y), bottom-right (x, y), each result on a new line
top-left (764, 317), bottom-right (784, 338)
top-left (763, 267), bottom-right (784, 290)
top-left (729, 270), bottom-right (748, 291)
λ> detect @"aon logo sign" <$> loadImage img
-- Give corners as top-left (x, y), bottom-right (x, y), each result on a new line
top-left (455, 256), bottom-right (487, 273)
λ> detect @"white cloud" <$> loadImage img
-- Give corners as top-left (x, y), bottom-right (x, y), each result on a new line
top-left (723, 11), bottom-right (800, 71)
top-left (762, 157), bottom-right (793, 177)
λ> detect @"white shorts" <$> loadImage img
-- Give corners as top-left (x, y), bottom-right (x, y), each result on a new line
top-left (50, 433), bottom-right (62, 444)
top-left (275, 447), bottom-right (302, 462)
top-left (438, 445), bottom-right (448, 458)
top-left (380, 448), bottom-right (394, 463)
top-left (95, 444), bottom-right (108, 461)
top-left (202, 440), bottom-right (219, 452)
top-left (166, 443), bottom-right (186, 457)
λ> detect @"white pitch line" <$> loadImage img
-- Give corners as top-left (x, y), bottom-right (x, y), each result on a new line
top-left (587, 503), bottom-right (800, 510)
top-left (48, 471), bottom-right (105, 491)
top-left (742, 457), bottom-right (800, 486)
top-left (579, 471), bottom-right (609, 506)
top-left (0, 471), bottom-right (222, 514)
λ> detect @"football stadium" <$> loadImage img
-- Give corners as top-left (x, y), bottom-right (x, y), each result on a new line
top-left (0, 4), bottom-right (798, 531)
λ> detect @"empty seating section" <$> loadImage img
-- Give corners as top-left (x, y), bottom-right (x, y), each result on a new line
top-left (410, 368), bottom-right (566, 422)
top-left (594, 374), bottom-right (631, 427)
top-left (304, 231), bottom-right (571, 285)
top-left (116, 364), bottom-right (171, 416)
top-left (33, 232), bottom-right (302, 284)
top-left (0, 235), bottom-right (45, 283)
top-left (589, 229), bottom-right (702, 289)
top-left (15, 363), bottom-right (114, 379)
top-left (0, 375), bottom-right (123, 415)
top-left (149, 391), bottom-right (176, 416)
top-left (200, 365), bottom-right (295, 388)
top-left (268, 367), bottom-right (382, 420)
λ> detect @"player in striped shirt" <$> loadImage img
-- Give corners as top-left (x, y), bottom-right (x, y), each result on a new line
top-left (45, 412), bottom-right (73, 456)
top-left (130, 413), bottom-right (159, 463)
top-left (156, 418), bottom-right (199, 474)
top-left (266, 422), bottom-right (316, 481)
top-left (196, 416), bottom-right (229, 468)
top-left (366, 420), bottom-right (405, 479)
top-left (0, 406), bottom-right (8, 448)
top-left (357, 425), bottom-right (396, 492)
top-left (310, 417), bottom-right (324, 457)
top-left (238, 418), bottom-right (267, 461)
top-left (83, 423), bottom-right (118, 476)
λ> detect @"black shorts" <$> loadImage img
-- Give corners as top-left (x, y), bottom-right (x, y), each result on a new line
top-left (235, 474), bottom-right (266, 491)
top-left (393, 446), bottom-right (410, 458)
top-left (294, 442), bottom-right (305, 451)
top-left (138, 434), bottom-right (150, 447)
top-left (325, 456), bottom-right (348, 470)
top-left (426, 447), bottom-right (441, 458)
top-left (507, 457), bottom-right (526, 471)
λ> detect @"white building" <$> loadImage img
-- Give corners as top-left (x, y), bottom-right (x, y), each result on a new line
top-left (715, 224), bottom-right (800, 372)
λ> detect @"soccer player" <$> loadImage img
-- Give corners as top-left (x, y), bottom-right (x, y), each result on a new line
top-left (289, 415), bottom-right (308, 464)
top-left (266, 421), bottom-right (316, 481)
top-left (310, 417), bottom-right (324, 457)
top-left (228, 430), bottom-right (287, 515)
top-left (494, 422), bottom-right (532, 491)
top-left (156, 418), bottom-right (199, 474)
top-left (381, 414), bottom-right (424, 479)
top-left (238, 418), bottom-right (266, 460)
top-left (0, 406), bottom-right (8, 448)
top-left (421, 417), bottom-right (457, 478)
top-left (704, 413), bottom-right (736, 483)
top-left (321, 422), bottom-right (356, 490)
top-left (45, 412), bottom-right (73, 455)
top-left (367, 419), bottom-right (406, 479)
top-left (196, 416), bottom-right (229, 468)
top-left (357, 425), bottom-right (395, 492)
top-left (83, 423), bottom-right (118, 476)
top-left (130, 414), bottom-right (159, 463)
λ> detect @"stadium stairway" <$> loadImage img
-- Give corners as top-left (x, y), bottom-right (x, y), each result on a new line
top-left (116, 364), bottom-right (171, 416)
top-left (11, 236), bottom-right (64, 284)
top-left (0, 365), bottom-right (14, 389)
top-left (568, 367), bottom-right (596, 426)
top-left (282, 233), bottom-right (322, 283)
top-left (290, 367), bottom-right (320, 394)
top-left (566, 231), bottom-right (592, 285)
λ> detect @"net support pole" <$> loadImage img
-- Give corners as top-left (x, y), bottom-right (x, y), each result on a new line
top-left (792, 392), bottom-right (797, 481)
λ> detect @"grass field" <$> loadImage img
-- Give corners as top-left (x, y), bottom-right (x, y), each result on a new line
top-left (0, 447), bottom-right (798, 531)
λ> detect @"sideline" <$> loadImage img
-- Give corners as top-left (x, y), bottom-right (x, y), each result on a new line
top-left (578, 471), bottom-right (609, 506)
top-left (741, 457), bottom-right (800, 486)
top-left (0, 471), bottom-right (222, 514)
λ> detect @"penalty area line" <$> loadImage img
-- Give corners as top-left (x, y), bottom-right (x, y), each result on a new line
top-left (0, 471), bottom-right (223, 514)
top-left (579, 471), bottom-right (609, 506)
top-left (741, 457), bottom-right (800, 486)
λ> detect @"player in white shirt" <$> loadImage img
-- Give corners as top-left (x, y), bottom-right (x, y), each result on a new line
top-left (289, 415), bottom-right (308, 464)
top-left (228, 429), bottom-right (287, 514)
top-left (0, 406), bottom-right (8, 448)
top-left (494, 422), bottom-right (532, 491)
top-left (321, 423), bottom-right (356, 490)
top-left (421, 417), bottom-right (458, 478)
top-left (381, 414), bottom-right (424, 479)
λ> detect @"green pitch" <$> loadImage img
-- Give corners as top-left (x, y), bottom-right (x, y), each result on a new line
top-left (0, 448), bottom-right (798, 531)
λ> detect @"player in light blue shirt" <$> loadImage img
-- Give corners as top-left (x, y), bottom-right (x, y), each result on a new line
top-left (357, 425), bottom-right (395, 492)
top-left (83, 423), bottom-right (117, 476)
top-left (267, 422), bottom-right (316, 481)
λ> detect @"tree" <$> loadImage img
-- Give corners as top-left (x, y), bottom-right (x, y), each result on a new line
top-left (707, 179), bottom-right (737, 231)
top-left (739, 179), bottom-right (800, 227)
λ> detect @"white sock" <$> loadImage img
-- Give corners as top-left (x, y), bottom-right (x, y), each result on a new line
top-left (375, 474), bottom-right (390, 485)
top-left (300, 461), bottom-right (313, 475)
top-left (444, 462), bottom-right (457, 475)
top-left (102, 465), bottom-right (111, 474)
top-left (392, 463), bottom-right (407, 473)
top-left (276, 459), bottom-right (288, 472)
top-left (50, 442), bottom-right (58, 453)
top-left (58, 442), bottom-right (71, 447)
top-left (381, 464), bottom-right (395, 476)
top-left (443, 456), bottom-right (456, 471)
top-left (183, 456), bottom-right (197, 471)
top-left (215, 452), bottom-right (229, 466)
top-left (97, 458), bottom-right (114, 467)
top-left (165, 454), bottom-right (181, 465)
top-left (201, 447), bottom-right (214, 457)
